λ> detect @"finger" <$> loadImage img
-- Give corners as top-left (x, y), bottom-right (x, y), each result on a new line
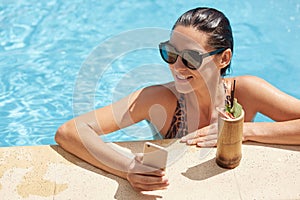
top-left (130, 175), bottom-right (169, 191)
top-left (132, 153), bottom-right (167, 176)
top-left (127, 173), bottom-right (169, 191)
top-left (138, 167), bottom-right (166, 177)
top-left (134, 153), bottom-right (143, 163)
top-left (131, 173), bottom-right (169, 185)
top-left (180, 131), bottom-right (198, 142)
top-left (186, 134), bottom-right (217, 145)
top-left (129, 159), bottom-right (166, 176)
top-left (134, 182), bottom-right (169, 192)
top-left (180, 124), bottom-right (217, 142)
top-left (196, 139), bottom-right (217, 147)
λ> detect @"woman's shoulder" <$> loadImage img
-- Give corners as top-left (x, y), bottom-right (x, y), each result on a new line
top-left (129, 82), bottom-right (179, 110)
top-left (224, 75), bottom-right (261, 82)
top-left (134, 82), bottom-right (179, 126)
top-left (224, 75), bottom-right (266, 90)
top-left (139, 82), bottom-right (179, 102)
top-left (223, 75), bottom-right (273, 103)
top-left (223, 76), bottom-right (271, 120)
top-left (223, 75), bottom-right (284, 105)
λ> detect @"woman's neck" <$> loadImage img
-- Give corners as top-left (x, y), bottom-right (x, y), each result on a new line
top-left (182, 84), bottom-right (212, 130)
top-left (185, 82), bottom-right (212, 108)
top-left (183, 78), bottom-right (225, 130)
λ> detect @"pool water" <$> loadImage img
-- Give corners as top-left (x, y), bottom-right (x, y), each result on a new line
top-left (1, 0), bottom-right (299, 147)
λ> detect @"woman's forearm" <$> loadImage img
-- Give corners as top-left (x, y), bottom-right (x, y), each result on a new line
top-left (244, 119), bottom-right (300, 145)
top-left (55, 119), bottom-right (133, 179)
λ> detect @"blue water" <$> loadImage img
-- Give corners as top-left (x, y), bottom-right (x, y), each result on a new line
top-left (0, 0), bottom-right (299, 147)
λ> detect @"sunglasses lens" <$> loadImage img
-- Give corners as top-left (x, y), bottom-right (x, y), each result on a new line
top-left (182, 50), bottom-right (202, 70)
top-left (160, 43), bottom-right (178, 64)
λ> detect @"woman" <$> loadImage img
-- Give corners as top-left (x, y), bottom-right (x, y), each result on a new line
top-left (55, 7), bottom-right (300, 191)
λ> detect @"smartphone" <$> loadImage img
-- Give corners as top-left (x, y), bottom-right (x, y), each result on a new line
top-left (142, 142), bottom-right (168, 170)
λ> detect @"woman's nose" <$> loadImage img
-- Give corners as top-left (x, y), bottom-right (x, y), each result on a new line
top-left (173, 56), bottom-right (186, 71)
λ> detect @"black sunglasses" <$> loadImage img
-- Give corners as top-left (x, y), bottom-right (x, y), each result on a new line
top-left (159, 41), bottom-right (226, 70)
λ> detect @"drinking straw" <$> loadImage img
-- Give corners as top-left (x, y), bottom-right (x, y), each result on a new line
top-left (230, 80), bottom-right (236, 108)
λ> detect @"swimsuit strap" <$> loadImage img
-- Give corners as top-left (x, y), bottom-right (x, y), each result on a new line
top-left (164, 94), bottom-right (188, 139)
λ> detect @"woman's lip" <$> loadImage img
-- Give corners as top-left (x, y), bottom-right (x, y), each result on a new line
top-left (175, 74), bottom-right (193, 82)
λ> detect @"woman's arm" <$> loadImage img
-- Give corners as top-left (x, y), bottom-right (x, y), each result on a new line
top-left (244, 119), bottom-right (300, 145)
top-left (181, 76), bottom-right (300, 146)
top-left (238, 76), bottom-right (300, 144)
top-left (55, 87), bottom-right (171, 191)
top-left (55, 117), bottom-right (132, 178)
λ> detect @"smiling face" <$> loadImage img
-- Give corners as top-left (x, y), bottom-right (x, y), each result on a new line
top-left (169, 25), bottom-right (223, 94)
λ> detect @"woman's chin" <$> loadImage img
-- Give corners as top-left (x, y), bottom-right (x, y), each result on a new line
top-left (175, 82), bottom-right (194, 94)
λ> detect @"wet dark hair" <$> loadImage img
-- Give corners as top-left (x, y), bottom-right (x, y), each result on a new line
top-left (172, 7), bottom-right (233, 76)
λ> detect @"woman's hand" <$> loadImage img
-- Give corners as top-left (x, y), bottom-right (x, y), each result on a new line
top-left (180, 123), bottom-right (218, 147)
top-left (126, 154), bottom-right (169, 192)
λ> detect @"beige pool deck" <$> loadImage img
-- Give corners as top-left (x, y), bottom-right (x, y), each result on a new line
top-left (0, 139), bottom-right (299, 200)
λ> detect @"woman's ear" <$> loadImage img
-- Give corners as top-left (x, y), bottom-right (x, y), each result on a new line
top-left (218, 48), bottom-right (232, 69)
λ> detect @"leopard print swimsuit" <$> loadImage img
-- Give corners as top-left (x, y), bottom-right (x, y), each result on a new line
top-left (164, 94), bottom-right (188, 139)
top-left (164, 80), bottom-right (231, 139)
